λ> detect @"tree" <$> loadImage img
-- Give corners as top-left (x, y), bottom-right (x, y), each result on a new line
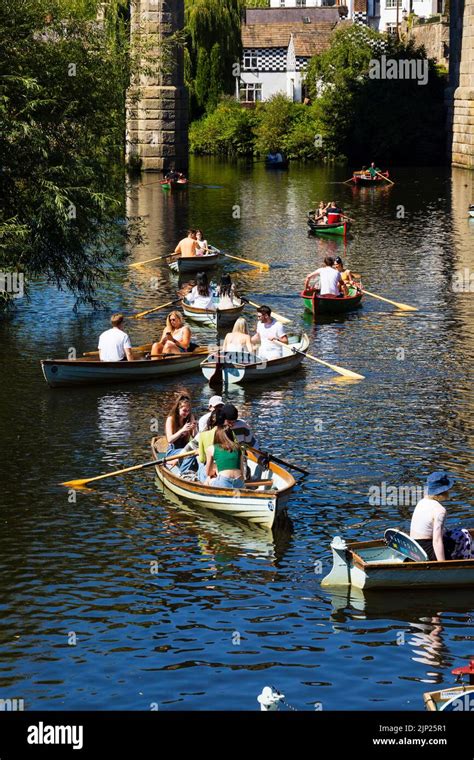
top-left (0, 0), bottom-right (142, 311)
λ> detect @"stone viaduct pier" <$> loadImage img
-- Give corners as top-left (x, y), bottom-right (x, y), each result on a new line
top-left (449, 0), bottom-right (474, 169)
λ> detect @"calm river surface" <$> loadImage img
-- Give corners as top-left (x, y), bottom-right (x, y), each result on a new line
top-left (0, 159), bottom-right (473, 711)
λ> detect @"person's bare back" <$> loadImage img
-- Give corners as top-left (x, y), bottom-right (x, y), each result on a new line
top-left (175, 233), bottom-right (199, 258)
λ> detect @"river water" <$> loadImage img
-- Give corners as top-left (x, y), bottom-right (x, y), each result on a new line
top-left (0, 158), bottom-right (473, 711)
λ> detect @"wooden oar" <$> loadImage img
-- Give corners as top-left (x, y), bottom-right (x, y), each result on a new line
top-left (376, 170), bottom-right (395, 186)
top-left (245, 445), bottom-right (309, 476)
top-left (362, 290), bottom-right (418, 312)
top-left (244, 299), bottom-right (291, 325)
top-left (132, 298), bottom-right (182, 320)
top-left (83, 343), bottom-right (152, 357)
top-left (343, 176), bottom-right (355, 184)
top-left (276, 341), bottom-right (364, 380)
top-left (61, 449), bottom-right (197, 488)
top-left (221, 252), bottom-right (269, 271)
top-left (130, 252), bottom-right (177, 268)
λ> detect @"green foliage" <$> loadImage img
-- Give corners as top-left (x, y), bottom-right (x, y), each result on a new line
top-left (194, 48), bottom-right (210, 109)
top-left (244, 0), bottom-right (269, 6)
top-left (185, 0), bottom-right (243, 117)
top-left (189, 98), bottom-right (256, 155)
top-left (0, 0), bottom-right (140, 310)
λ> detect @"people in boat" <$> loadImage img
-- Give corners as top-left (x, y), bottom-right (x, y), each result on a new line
top-left (267, 150), bottom-right (283, 164)
top-left (304, 257), bottom-right (349, 297)
top-left (220, 402), bottom-right (256, 448)
top-left (313, 202), bottom-right (326, 223)
top-left (222, 317), bottom-right (254, 361)
top-left (164, 391), bottom-right (198, 474)
top-left (410, 472), bottom-right (472, 561)
top-left (165, 167), bottom-right (180, 181)
top-left (251, 305), bottom-right (288, 360)
top-left (195, 229), bottom-right (209, 255)
top-left (197, 403), bottom-right (256, 483)
top-left (150, 311), bottom-right (192, 358)
top-left (334, 257), bottom-right (358, 289)
top-left (217, 274), bottom-right (235, 309)
top-left (198, 395), bottom-right (224, 433)
top-left (185, 271), bottom-right (215, 310)
top-left (205, 422), bottom-right (246, 489)
top-left (174, 229), bottom-right (200, 258)
top-left (98, 313), bottom-right (133, 362)
top-left (325, 200), bottom-right (343, 224)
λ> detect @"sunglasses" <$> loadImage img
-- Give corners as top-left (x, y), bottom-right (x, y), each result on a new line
top-left (178, 395), bottom-right (190, 401)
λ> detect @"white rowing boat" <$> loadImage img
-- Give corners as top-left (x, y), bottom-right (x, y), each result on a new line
top-left (424, 661), bottom-right (474, 711)
top-left (200, 333), bottom-right (309, 385)
top-left (168, 245), bottom-right (222, 274)
top-left (41, 346), bottom-right (208, 388)
top-left (151, 442), bottom-right (296, 529)
top-left (182, 296), bottom-right (245, 328)
top-left (321, 531), bottom-right (474, 590)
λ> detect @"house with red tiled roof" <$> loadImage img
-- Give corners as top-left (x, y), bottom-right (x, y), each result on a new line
top-left (238, 6), bottom-right (348, 103)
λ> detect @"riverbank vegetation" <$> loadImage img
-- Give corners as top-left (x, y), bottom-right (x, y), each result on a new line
top-left (190, 25), bottom-right (446, 165)
top-left (0, 0), bottom-right (139, 311)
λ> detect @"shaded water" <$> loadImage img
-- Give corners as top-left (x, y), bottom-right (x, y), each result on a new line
top-left (0, 159), bottom-right (473, 710)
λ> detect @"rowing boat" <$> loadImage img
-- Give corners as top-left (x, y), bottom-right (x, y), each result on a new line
top-left (352, 170), bottom-right (390, 186)
top-left (307, 213), bottom-right (350, 237)
top-left (160, 178), bottom-right (188, 191)
top-left (168, 246), bottom-right (222, 274)
top-left (151, 442), bottom-right (296, 529)
top-left (301, 286), bottom-right (363, 315)
top-left (182, 296), bottom-right (245, 328)
top-left (200, 334), bottom-right (309, 385)
top-left (424, 662), bottom-right (474, 711)
top-left (41, 346), bottom-right (208, 388)
top-left (265, 159), bottom-right (289, 170)
top-left (321, 532), bottom-right (474, 590)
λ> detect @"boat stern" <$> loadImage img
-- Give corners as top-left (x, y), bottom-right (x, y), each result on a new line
top-left (321, 536), bottom-right (353, 587)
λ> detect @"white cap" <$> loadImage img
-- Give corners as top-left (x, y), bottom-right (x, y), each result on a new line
top-left (208, 395), bottom-right (223, 408)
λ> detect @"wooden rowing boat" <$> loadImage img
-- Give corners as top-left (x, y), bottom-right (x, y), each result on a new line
top-left (352, 170), bottom-right (390, 186)
top-left (160, 178), bottom-right (188, 191)
top-left (182, 296), bottom-right (245, 328)
top-left (321, 532), bottom-right (474, 590)
top-left (424, 661), bottom-right (474, 711)
top-left (301, 286), bottom-right (363, 315)
top-left (151, 442), bottom-right (296, 529)
top-left (307, 213), bottom-right (350, 237)
top-left (200, 334), bottom-right (309, 385)
top-left (168, 246), bottom-right (222, 274)
top-left (41, 346), bottom-right (208, 388)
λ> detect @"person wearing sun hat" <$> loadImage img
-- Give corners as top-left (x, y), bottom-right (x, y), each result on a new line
top-left (410, 472), bottom-right (456, 561)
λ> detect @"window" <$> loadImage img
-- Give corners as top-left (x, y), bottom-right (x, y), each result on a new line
top-left (243, 52), bottom-right (260, 70)
top-left (239, 82), bottom-right (262, 103)
top-left (385, 0), bottom-right (402, 6)
top-left (385, 22), bottom-right (398, 34)
top-left (296, 0), bottom-right (307, 6)
top-left (279, 0), bottom-right (285, 6)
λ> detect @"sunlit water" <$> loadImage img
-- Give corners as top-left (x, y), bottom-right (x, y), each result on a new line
top-left (0, 159), bottom-right (473, 710)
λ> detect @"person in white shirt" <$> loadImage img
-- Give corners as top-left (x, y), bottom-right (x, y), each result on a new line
top-left (195, 229), bottom-right (209, 255)
top-left (185, 272), bottom-right (215, 310)
top-left (251, 305), bottom-right (288, 360)
top-left (410, 471), bottom-right (455, 561)
top-left (98, 314), bottom-right (133, 362)
top-left (304, 256), bottom-right (348, 297)
top-left (198, 395), bottom-right (224, 433)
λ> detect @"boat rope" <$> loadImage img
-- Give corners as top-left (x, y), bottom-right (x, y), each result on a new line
top-left (271, 686), bottom-right (298, 711)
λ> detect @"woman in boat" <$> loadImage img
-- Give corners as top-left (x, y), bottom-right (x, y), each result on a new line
top-left (410, 472), bottom-right (472, 561)
top-left (304, 257), bottom-right (348, 297)
top-left (217, 273), bottom-right (235, 309)
top-left (150, 311), bottom-right (192, 358)
top-left (334, 257), bottom-right (359, 289)
top-left (205, 423), bottom-right (246, 489)
top-left (195, 229), bottom-right (209, 255)
top-left (185, 271), bottom-right (215, 310)
top-left (222, 317), bottom-right (254, 362)
top-left (165, 391), bottom-right (198, 474)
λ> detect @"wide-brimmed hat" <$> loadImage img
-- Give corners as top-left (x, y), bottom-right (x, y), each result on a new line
top-left (426, 471), bottom-right (454, 496)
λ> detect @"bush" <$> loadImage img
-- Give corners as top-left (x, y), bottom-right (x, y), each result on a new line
top-left (189, 97), bottom-right (256, 155)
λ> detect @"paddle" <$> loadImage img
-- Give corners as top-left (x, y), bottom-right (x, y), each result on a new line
top-left (343, 177), bottom-right (355, 184)
top-left (276, 340), bottom-right (364, 380)
top-left (376, 170), bottom-right (394, 186)
top-left (221, 252), bottom-right (269, 271)
top-left (132, 298), bottom-right (182, 320)
top-left (129, 253), bottom-right (177, 269)
top-left (243, 299), bottom-right (292, 325)
top-left (245, 445), bottom-right (309, 476)
top-left (362, 290), bottom-right (418, 312)
top-left (61, 449), bottom-right (197, 488)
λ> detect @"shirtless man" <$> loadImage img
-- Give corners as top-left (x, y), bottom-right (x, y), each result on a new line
top-left (175, 230), bottom-right (199, 258)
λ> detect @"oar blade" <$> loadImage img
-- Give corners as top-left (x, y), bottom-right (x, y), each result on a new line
top-left (330, 365), bottom-right (365, 380)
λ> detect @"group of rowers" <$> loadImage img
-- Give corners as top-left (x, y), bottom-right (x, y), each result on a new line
top-left (304, 255), bottom-right (361, 298)
top-left (157, 392), bottom-right (263, 490)
top-left (311, 201), bottom-right (348, 226)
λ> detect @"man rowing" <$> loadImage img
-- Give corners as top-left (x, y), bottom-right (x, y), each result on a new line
top-left (304, 256), bottom-right (348, 297)
top-left (174, 229), bottom-right (200, 258)
top-left (98, 313), bottom-right (133, 362)
top-left (251, 305), bottom-right (288, 360)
